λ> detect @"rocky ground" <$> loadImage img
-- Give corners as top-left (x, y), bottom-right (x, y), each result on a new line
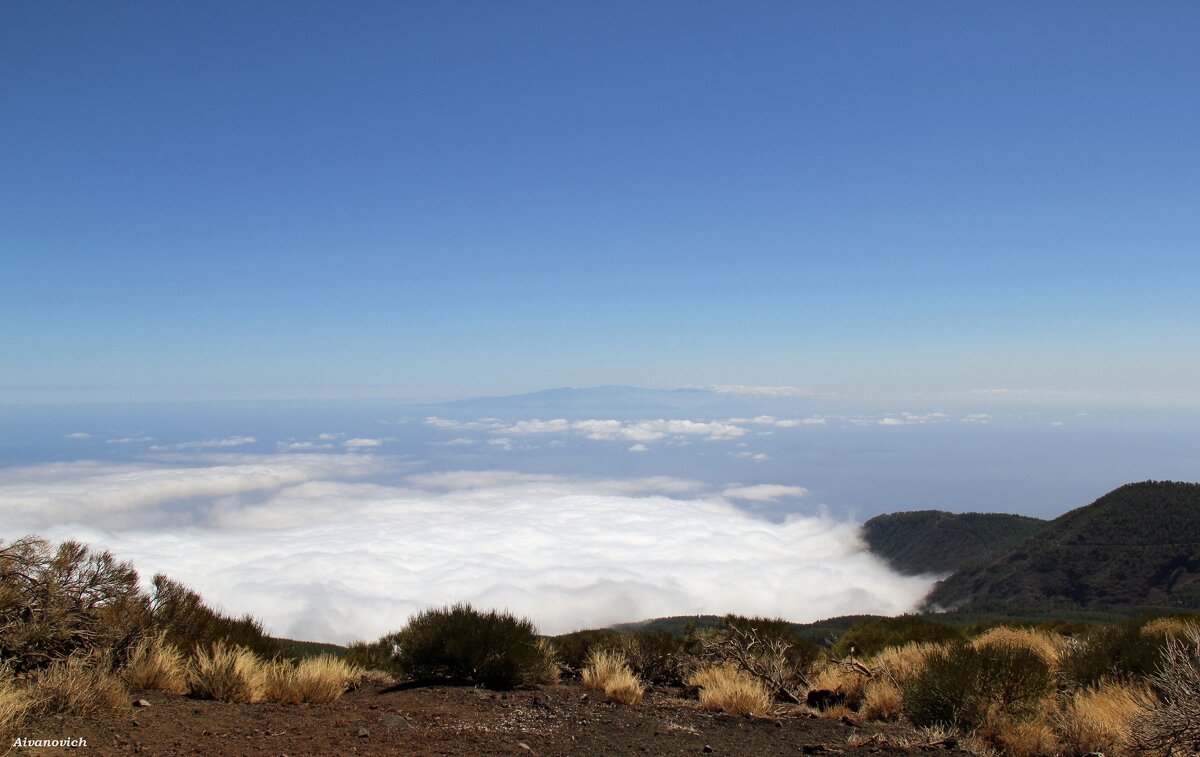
top-left (14, 680), bottom-right (971, 756)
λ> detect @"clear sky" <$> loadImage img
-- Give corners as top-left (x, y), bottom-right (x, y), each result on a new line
top-left (3, 1), bottom-right (1198, 403)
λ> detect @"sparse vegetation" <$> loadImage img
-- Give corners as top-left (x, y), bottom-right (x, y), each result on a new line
top-left (1133, 624), bottom-right (1200, 755)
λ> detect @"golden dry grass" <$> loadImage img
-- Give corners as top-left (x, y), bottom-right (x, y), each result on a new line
top-left (986, 718), bottom-right (1059, 757)
top-left (0, 667), bottom-right (32, 742)
top-left (123, 633), bottom-right (188, 694)
top-left (31, 655), bottom-right (130, 716)
top-left (687, 665), bottom-right (772, 717)
top-left (601, 668), bottom-right (646, 705)
top-left (868, 641), bottom-right (941, 685)
top-left (581, 647), bottom-right (627, 691)
top-left (292, 654), bottom-right (361, 703)
top-left (1140, 617), bottom-right (1196, 638)
top-left (970, 626), bottom-right (1065, 667)
top-left (188, 642), bottom-right (265, 703)
top-left (1055, 682), bottom-right (1157, 756)
top-left (861, 678), bottom-right (903, 721)
top-left (581, 648), bottom-right (645, 705)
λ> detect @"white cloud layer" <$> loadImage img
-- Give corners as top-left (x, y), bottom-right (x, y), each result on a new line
top-left (149, 436), bottom-right (257, 451)
top-left (4, 455), bottom-right (937, 643)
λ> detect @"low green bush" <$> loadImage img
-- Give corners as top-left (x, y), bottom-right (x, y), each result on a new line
top-left (1060, 618), bottom-right (1168, 687)
top-left (386, 603), bottom-right (547, 689)
top-left (833, 615), bottom-right (960, 658)
top-left (903, 641), bottom-right (1054, 731)
top-left (551, 629), bottom-right (621, 672)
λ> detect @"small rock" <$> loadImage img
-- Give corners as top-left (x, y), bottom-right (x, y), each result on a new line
top-left (703, 746), bottom-right (714, 753)
top-left (839, 715), bottom-right (855, 726)
top-left (580, 693), bottom-right (589, 702)
top-left (517, 744), bottom-right (533, 753)
top-left (382, 713), bottom-right (408, 728)
top-left (131, 720), bottom-right (139, 728)
top-left (774, 720), bottom-right (783, 728)
top-left (133, 699), bottom-right (152, 708)
top-left (801, 746), bottom-right (827, 755)
top-left (356, 727), bottom-right (370, 739)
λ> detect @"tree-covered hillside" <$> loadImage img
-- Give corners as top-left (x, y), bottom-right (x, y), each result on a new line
top-left (926, 481), bottom-right (1200, 611)
top-left (863, 510), bottom-right (1046, 575)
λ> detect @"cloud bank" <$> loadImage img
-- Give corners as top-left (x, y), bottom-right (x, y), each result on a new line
top-left (2, 454), bottom-right (937, 643)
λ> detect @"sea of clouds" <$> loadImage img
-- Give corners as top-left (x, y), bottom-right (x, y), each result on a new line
top-left (0, 450), bottom-right (939, 643)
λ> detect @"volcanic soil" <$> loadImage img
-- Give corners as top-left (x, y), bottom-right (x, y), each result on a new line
top-left (14, 680), bottom-right (971, 756)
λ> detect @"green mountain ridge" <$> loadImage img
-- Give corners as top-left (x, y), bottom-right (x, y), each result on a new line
top-left (925, 481), bottom-right (1200, 611)
top-left (862, 510), bottom-right (1046, 575)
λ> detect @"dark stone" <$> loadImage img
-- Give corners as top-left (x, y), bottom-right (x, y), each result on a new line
top-left (805, 689), bottom-right (845, 711)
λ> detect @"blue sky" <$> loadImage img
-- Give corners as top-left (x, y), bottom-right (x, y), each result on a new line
top-left (3, 1), bottom-right (1198, 402)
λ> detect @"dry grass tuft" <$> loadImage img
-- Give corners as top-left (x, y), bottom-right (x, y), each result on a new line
top-left (581, 648), bottom-right (645, 705)
top-left (970, 626), bottom-right (1065, 667)
top-left (1, 667), bottom-right (32, 742)
top-left (986, 718), bottom-right (1059, 757)
top-left (581, 647), bottom-right (627, 691)
top-left (1056, 682), bottom-right (1157, 756)
top-left (292, 654), bottom-right (361, 703)
top-left (687, 664), bottom-right (772, 716)
top-left (869, 641), bottom-right (940, 685)
top-left (123, 633), bottom-right (188, 694)
top-left (188, 642), bottom-right (265, 703)
top-left (31, 655), bottom-right (129, 716)
top-left (816, 703), bottom-right (857, 722)
top-left (861, 677), bottom-right (903, 721)
top-left (1140, 616), bottom-right (1195, 638)
top-left (601, 668), bottom-right (646, 705)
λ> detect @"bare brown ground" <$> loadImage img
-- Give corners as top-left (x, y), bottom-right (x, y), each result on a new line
top-left (12, 681), bottom-right (970, 756)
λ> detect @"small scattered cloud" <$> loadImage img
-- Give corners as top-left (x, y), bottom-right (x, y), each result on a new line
top-left (628, 443), bottom-right (648, 452)
top-left (343, 438), bottom-right (384, 449)
top-left (106, 436), bottom-right (155, 444)
top-left (961, 414), bottom-right (992, 424)
top-left (150, 436), bottom-right (257, 451)
top-left (707, 385), bottom-right (812, 397)
top-left (64, 432), bottom-right (91, 440)
top-left (723, 484), bottom-right (810, 501)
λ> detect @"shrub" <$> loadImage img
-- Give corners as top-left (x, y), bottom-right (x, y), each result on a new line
top-left (1060, 619), bottom-right (1168, 688)
top-left (692, 615), bottom-right (819, 703)
top-left (387, 603), bottom-right (545, 689)
top-left (31, 654), bottom-right (130, 716)
top-left (1140, 616), bottom-right (1197, 639)
top-left (688, 665), bottom-right (771, 716)
top-left (619, 631), bottom-right (686, 685)
top-left (122, 633), bottom-right (187, 694)
top-left (1133, 625), bottom-right (1200, 754)
top-left (525, 638), bottom-right (561, 686)
top-left (903, 641), bottom-right (1054, 732)
top-left (1055, 682), bottom-right (1156, 756)
top-left (970, 626), bottom-right (1065, 667)
top-left (550, 629), bottom-right (620, 673)
top-left (833, 615), bottom-right (960, 659)
top-left (344, 637), bottom-right (398, 676)
top-left (150, 574), bottom-right (280, 660)
top-left (188, 642), bottom-right (265, 703)
top-left (1, 536), bottom-right (149, 673)
top-left (869, 641), bottom-right (940, 686)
